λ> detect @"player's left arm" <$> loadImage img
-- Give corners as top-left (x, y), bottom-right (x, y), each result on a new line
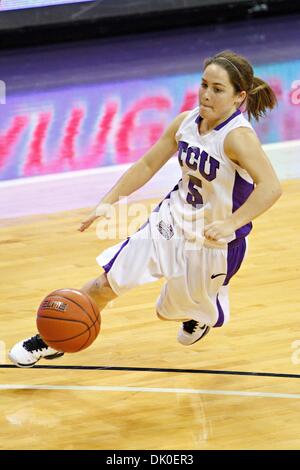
top-left (204, 127), bottom-right (282, 241)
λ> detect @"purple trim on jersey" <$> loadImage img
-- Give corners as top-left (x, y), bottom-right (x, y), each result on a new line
top-left (139, 181), bottom-right (180, 230)
top-left (153, 181), bottom-right (180, 213)
top-left (214, 109), bottom-right (241, 130)
top-left (195, 108), bottom-right (241, 130)
top-left (102, 238), bottom-right (130, 273)
top-left (223, 237), bottom-right (247, 286)
top-left (232, 171), bottom-right (254, 239)
top-left (215, 295), bottom-right (225, 327)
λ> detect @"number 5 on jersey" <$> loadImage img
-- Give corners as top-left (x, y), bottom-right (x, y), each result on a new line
top-left (187, 175), bottom-right (203, 208)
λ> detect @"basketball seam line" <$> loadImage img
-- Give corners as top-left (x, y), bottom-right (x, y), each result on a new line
top-left (76, 327), bottom-right (91, 352)
top-left (38, 291), bottom-right (100, 351)
top-left (37, 315), bottom-right (99, 343)
top-left (85, 292), bottom-right (100, 338)
top-left (37, 314), bottom-right (89, 326)
top-left (50, 293), bottom-right (95, 326)
top-left (47, 292), bottom-right (100, 341)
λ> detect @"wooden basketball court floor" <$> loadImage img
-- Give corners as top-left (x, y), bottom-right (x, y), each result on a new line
top-left (0, 178), bottom-right (299, 450)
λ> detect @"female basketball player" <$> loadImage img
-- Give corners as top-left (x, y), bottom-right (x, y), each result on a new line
top-left (9, 50), bottom-right (282, 367)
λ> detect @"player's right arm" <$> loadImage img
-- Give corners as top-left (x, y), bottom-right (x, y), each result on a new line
top-left (78, 111), bottom-right (189, 232)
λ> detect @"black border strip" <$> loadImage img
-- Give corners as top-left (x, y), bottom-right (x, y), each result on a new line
top-left (1, 1), bottom-right (300, 48)
top-left (1, 363), bottom-right (300, 379)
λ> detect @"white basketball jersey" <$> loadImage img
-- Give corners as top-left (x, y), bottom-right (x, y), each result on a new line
top-left (167, 106), bottom-right (255, 247)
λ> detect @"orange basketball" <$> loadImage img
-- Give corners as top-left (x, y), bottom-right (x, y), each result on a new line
top-left (36, 288), bottom-right (101, 353)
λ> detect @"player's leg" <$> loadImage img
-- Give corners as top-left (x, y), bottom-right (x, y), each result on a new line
top-left (156, 242), bottom-right (229, 345)
top-left (156, 304), bottom-right (210, 343)
top-left (81, 272), bottom-right (117, 309)
top-left (9, 216), bottom-right (162, 368)
top-left (156, 277), bottom-right (212, 345)
top-left (171, 239), bottom-right (247, 345)
top-left (9, 273), bottom-right (116, 368)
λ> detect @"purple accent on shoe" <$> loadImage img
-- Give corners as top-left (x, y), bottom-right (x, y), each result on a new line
top-left (195, 109), bottom-right (241, 130)
top-left (232, 171), bottom-right (255, 239)
top-left (102, 238), bottom-right (130, 273)
top-left (224, 237), bottom-right (247, 286)
top-left (215, 294), bottom-right (225, 327)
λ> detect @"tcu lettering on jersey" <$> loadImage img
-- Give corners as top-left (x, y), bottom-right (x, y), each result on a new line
top-left (177, 140), bottom-right (220, 182)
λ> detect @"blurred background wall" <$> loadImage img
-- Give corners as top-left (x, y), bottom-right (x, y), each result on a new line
top-left (0, 0), bottom-right (299, 182)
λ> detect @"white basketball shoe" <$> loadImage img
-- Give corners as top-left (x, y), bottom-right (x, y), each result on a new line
top-left (8, 334), bottom-right (64, 368)
top-left (177, 320), bottom-right (210, 345)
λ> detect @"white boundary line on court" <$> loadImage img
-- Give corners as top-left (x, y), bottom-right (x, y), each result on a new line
top-left (265, 139), bottom-right (300, 151)
top-left (1, 139), bottom-right (300, 189)
top-left (1, 138), bottom-right (299, 218)
top-left (1, 383), bottom-right (300, 399)
top-left (0, 163), bottom-right (132, 188)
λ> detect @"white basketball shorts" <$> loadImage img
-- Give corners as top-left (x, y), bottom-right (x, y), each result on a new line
top-left (96, 198), bottom-right (247, 327)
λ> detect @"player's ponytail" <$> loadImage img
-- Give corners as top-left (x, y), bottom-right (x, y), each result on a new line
top-left (204, 50), bottom-right (277, 122)
top-left (247, 75), bottom-right (277, 121)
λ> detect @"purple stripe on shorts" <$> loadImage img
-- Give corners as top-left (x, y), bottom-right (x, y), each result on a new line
top-left (232, 171), bottom-right (254, 239)
top-left (215, 238), bottom-right (246, 327)
top-left (102, 238), bottom-right (130, 273)
top-left (214, 294), bottom-right (225, 327)
top-left (224, 237), bottom-right (246, 286)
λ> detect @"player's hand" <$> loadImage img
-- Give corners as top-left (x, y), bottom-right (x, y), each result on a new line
top-left (204, 219), bottom-right (235, 242)
top-left (78, 203), bottom-right (112, 232)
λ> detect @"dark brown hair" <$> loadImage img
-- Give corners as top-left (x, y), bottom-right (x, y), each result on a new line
top-left (204, 50), bottom-right (277, 121)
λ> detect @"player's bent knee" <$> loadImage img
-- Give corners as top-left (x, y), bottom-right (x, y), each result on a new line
top-left (91, 273), bottom-right (117, 300)
top-left (156, 310), bottom-right (170, 321)
top-left (81, 273), bottom-right (117, 308)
